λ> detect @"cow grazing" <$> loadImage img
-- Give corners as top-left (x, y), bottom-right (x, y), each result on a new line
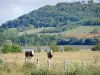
top-left (25, 50), bottom-right (35, 63)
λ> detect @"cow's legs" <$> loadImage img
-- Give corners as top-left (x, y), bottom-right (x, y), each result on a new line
top-left (48, 58), bottom-right (52, 67)
top-left (25, 57), bottom-right (27, 63)
top-left (31, 57), bottom-right (34, 63)
top-left (51, 58), bottom-right (53, 63)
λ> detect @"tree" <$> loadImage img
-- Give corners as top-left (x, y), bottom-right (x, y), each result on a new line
top-left (82, 1), bottom-right (85, 4)
top-left (88, 0), bottom-right (94, 3)
top-left (49, 41), bottom-right (59, 52)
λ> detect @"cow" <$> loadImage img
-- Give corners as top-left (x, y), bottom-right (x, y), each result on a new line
top-left (25, 50), bottom-right (35, 63)
top-left (47, 50), bottom-right (54, 66)
top-left (47, 50), bottom-right (54, 59)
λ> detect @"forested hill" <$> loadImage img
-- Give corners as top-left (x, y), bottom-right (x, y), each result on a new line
top-left (0, 2), bottom-right (100, 30)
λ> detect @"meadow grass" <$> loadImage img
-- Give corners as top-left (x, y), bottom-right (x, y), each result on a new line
top-left (0, 51), bottom-right (100, 75)
top-left (63, 26), bottom-right (100, 34)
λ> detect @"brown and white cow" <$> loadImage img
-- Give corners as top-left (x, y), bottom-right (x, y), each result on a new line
top-left (25, 50), bottom-right (35, 63)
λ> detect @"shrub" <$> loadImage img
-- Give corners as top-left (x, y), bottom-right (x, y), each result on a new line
top-left (64, 46), bottom-right (74, 52)
top-left (12, 44), bottom-right (21, 52)
top-left (91, 44), bottom-right (100, 51)
top-left (2, 44), bottom-right (21, 53)
top-left (50, 41), bottom-right (59, 52)
top-left (2, 44), bottom-right (12, 53)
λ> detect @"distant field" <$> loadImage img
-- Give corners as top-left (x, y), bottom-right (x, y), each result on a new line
top-left (18, 27), bottom-right (54, 36)
top-left (63, 26), bottom-right (100, 38)
top-left (7, 26), bottom-right (100, 38)
top-left (64, 33), bottom-right (100, 38)
top-left (63, 26), bottom-right (100, 34)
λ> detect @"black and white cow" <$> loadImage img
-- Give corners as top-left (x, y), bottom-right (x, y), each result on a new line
top-left (47, 50), bottom-right (54, 64)
top-left (47, 50), bottom-right (54, 59)
top-left (25, 50), bottom-right (35, 62)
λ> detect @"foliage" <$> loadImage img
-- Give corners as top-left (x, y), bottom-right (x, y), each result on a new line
top-left (49, 41), bottom-right (59, 52)
top-left (0, 33), bottom-right (100, 46)
top-left (91, 44), bottom-right (100, 51)
top-left (2, 44), bottom-right (12, 53)
top-left (0, 2), bottom-right (100, 32)
top-left (0, 31), bottom-right (100, 46)
top-left (1, 44), bottom-right (21, 53)
top-left (64, 46), bottom-right (74, 52)
top-left (12, 44), bottom-right (22, 52)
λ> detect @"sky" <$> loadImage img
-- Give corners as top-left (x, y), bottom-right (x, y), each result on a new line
top-left (0, 0), bottom-right (99, 26)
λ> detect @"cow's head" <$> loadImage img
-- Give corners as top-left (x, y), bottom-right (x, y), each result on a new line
top-left (32, 50), bottom-right (35, 55)
top-left (50, 50), bottom-right (54, 55)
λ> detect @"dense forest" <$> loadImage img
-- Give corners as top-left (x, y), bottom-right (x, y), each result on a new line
top-left (0, 1), bottom-right (100, 32)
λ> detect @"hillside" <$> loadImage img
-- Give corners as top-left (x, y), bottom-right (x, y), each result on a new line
top-left (0, 2), bottom-right (100, 32)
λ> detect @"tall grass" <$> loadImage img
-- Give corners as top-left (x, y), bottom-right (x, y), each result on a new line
top-left (0, 62), bottom-right (100, 75)
top-left (1, 52), bottom-right (100, 75)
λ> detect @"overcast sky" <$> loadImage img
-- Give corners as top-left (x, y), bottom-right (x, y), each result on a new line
top-left (0, 0), bottom-right (99, 25)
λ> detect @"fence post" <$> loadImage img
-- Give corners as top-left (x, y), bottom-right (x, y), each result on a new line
top-left (64, 60), bottom-right (67, 70)
top-left (37, 58), bottom-right (39, 67)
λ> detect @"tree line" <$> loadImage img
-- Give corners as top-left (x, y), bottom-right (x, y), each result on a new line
top-left (0, 31), bottom-right (100, 46)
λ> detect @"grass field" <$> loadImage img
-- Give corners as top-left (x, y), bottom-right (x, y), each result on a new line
top-left (63, 26), bottom-right (100, 34)
top-left (7, 26), bottom-right (100, 38)
top-left (18, 27), bottom-right (54, 36)
top-left (0, 51), bottom-right (100, 75)
top-left (2, 51), bottom-right (100, 65)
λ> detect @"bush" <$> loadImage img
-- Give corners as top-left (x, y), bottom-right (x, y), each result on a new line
top-left (50, 41), bottom-right (59, 52)
top-left (64, 46), bottom-right (74, 52)
top-left (12, 44), bottom-right (21, 52)
top-left (2, 44), bottom-right (21, 53)
top-left (91, 44), bottom-right (100, 51)
top-left (2, 44), bottom-right (12, 53)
